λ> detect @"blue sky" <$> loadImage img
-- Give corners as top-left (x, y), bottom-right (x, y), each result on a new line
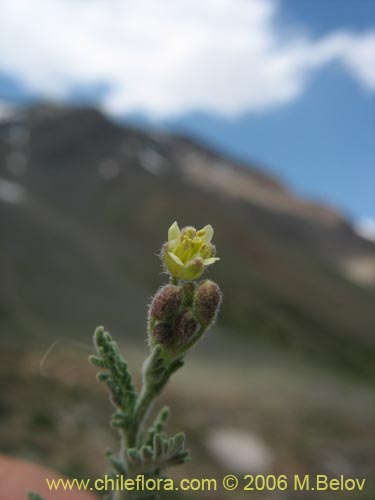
top-left (0, 0), bottom-right (374, 228)
top-left (166, 53), bottom-right (375, 222)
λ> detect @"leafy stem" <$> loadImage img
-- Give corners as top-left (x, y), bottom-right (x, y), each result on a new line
top-left (122, 346), bottom-right (184, 450)
top-left (90, 327), bottom-right (189, 499)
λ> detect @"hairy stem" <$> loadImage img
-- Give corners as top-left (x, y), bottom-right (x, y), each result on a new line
top-left (126, 352), bottom-right (183, 450)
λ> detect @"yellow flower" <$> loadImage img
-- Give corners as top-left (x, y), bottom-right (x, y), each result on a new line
top-left (162, 221), bottom-right (219, 281)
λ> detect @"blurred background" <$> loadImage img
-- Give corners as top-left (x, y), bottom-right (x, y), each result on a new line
top-left (0, 0), bottom-right (374, 499)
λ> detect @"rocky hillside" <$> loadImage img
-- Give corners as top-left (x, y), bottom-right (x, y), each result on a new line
top-left (0, 104), bottom-right (374, 376)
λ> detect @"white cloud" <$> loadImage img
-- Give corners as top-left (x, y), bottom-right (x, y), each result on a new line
top-left (0, 0), bottom-right (374, 117)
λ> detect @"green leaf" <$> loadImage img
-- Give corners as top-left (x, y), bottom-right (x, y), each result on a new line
top-left (146, 406), bottom-right (170, 446)
top-left (91, 326), bottom-right (137, 413)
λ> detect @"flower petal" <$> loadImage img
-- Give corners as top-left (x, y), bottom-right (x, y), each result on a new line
top-left (180, 257), bottom-right (204, 281)
top-left (168, 221), bottom-right (181, 245)
top-left (203, 257), bottom-right (220, 266)
top-left (198, 224), bottom-right (214, 243)
top-left (168, 252), bottom-right (184, 267)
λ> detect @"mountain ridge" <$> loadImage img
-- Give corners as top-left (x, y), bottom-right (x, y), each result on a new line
top-left (0, 104), bottom-right (374, 377)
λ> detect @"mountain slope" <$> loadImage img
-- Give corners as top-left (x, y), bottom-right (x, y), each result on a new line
top-left (0, 104), bottom-right (374, 376)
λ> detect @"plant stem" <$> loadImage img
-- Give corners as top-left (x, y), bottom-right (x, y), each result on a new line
top-left (125, 352), bottom-right (183, 450)
top-left (125, 382), bottom-right (157, 449)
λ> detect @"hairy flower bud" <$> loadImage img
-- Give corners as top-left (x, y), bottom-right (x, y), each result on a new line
top-left (149, 284), bottom-right (183, 322)
top-left (152, 322), bottom-right (173, 346)
top-left (174, 310), bottom-right (200, 348)
top-left (193, 280), bottom-right (222, 328)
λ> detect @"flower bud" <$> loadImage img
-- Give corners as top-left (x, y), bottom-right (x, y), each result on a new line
top-left (193, 280), bottom-right (222, 328)
top-left (149, 284), bottom-right (183, 322)
top-left (152, 322), bottom-right (173, 346)
top-left (174, 310), bottom-right (200, 348)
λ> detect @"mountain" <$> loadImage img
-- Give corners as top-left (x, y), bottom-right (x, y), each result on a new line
top-left (0, 104), bottom-right (374, 376)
